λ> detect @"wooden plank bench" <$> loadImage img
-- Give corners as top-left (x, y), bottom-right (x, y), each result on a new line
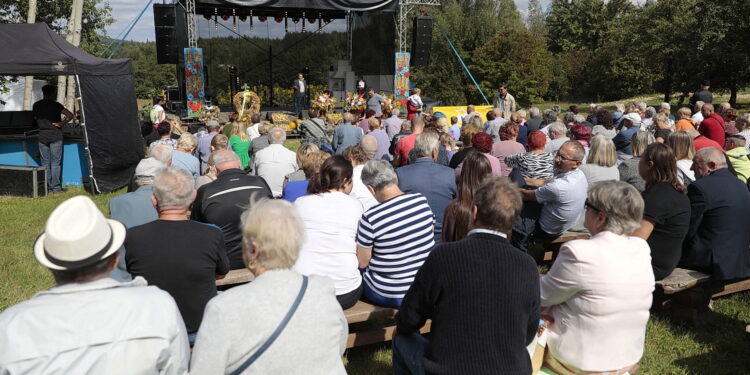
top-left (541, 231), bottom-right (590, 261)
top-left (216, 270), bottom-right (429, 348)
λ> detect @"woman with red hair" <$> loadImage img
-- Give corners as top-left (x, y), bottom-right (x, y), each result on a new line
top-left (491, 122), bottom-right (526, 176)
top-left (504, 130), bottom-right (554, 179)
top-left (455, 132), bottom-right (502, 177)
top-left (571, 123), bottom-right (592, 147)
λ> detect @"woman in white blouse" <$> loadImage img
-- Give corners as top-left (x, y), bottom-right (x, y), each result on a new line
top-left (540, 181), bottom-right (654, 374)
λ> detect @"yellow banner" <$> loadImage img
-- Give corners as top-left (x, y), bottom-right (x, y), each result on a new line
top-left (431, 105), bottom-right (493, 124)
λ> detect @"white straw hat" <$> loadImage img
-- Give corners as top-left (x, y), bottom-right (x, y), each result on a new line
top-left (33, 195), bottom-right (125, 271)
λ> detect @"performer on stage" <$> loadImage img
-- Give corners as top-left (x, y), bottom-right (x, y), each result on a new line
top-left (356, 76), bottom-right (366, 97)
top-left (293, 73), bottom-right (307, 118)
top-left (33, 85), bottom-right (74, 193)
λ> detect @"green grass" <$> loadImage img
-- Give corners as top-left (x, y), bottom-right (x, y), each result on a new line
top-left (2, 187), bottom-right (749, 374)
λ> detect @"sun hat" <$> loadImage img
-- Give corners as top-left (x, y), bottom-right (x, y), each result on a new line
top-left (33, 196), bottom-right (126, 271)
top-left (134, 157), bottom-right (165, 179)
top-left (622, 112), bottom-right (642, 126)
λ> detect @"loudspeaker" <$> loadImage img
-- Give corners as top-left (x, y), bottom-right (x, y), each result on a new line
top-left (0, 165), bottom-right (47, 198)
top-left (411, 16), bottom-right (433, 67)
top-left (154, 4), bottom-right (188, 64)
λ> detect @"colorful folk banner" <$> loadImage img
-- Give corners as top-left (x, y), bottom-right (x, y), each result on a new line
top-left (394, 52), bottom-right (411, 109)
top-left (184, 48), bottom-right (205, 118)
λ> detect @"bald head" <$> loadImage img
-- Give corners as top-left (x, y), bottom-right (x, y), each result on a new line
top-left (360, 135), bottom-right (377, 159)
top-left (212, 149), bottom-right (242, 172)
top-left (693, 147), bottom-right (727, 179)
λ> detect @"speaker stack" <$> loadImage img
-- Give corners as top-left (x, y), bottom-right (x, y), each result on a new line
top-left (411, 16), bottom-right (433, 67)
top-left (153, 4), bottom-right (188, 64)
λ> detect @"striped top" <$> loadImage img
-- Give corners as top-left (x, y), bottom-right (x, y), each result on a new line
top-left (356, 193), bottom-right (435, 299)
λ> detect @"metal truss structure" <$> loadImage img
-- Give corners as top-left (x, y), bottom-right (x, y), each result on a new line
top-left (185, 0), bottom-right (198, 48)
top-left (396, 0), bottom-right (440, 52)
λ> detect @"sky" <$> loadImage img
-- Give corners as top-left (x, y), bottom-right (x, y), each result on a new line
top-left (105, 0), bottom-right (543, 42)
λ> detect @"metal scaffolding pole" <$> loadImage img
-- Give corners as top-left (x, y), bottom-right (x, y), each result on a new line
top-left (22, 0), bottom-right (38, 110)
top-left (396, 0), bottom-right (440, 53)
top-left (185, 0), bottom-right (197, 48)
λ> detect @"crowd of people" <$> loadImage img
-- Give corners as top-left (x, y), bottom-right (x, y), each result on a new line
top-left (3, 82), bottom-right (750, 374)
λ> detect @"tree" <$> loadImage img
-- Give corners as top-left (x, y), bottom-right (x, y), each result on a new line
top-left (546, 0), bottom-right (634, 53)
top-left (410, 0), bottom-right (523, 105)
top-left (470, 29), bottom-right (553, 108)
top-left (526, 0), bottom-right (547, 37)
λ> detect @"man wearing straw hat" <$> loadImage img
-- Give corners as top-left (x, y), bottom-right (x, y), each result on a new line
top-left (0, 196), bottom-right (190, 374)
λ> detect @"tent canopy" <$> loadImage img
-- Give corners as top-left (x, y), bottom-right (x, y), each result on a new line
top-left (0, 23), bottom-right (132, 76)
top-left (197, 0), bottom-right (397, 12)
top-left (0, 23), bottom-right (143, 194)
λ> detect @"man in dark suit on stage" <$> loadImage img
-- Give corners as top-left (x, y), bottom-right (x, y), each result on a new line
top-left (293, 73), bottom-right (306, 118)
top-left (680, 147), bottom-right (750, 280)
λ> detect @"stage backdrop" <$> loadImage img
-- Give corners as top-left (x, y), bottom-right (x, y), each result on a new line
top-left (394, 52), bottom-right (410, 106)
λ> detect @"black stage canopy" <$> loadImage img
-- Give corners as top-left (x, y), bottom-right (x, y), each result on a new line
top-left (196, 0), bottom-right (396, 12)
top-left (0, 23), bottom-right (143, 194)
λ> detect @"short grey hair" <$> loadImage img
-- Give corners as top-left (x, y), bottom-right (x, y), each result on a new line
top-left (645, 107), bottom-right (656, 118)
top-left (548, 121), bottom-right (567, 137)
top-left (268, 127), bottom-right (286, 144)
top-left (413, 131), bottom-right (439, 158)
top-left (573, 114), bottom-right (585, 123)
top-left (563, 112), bottom-right (576, 124)
top-left (635, 101), bottom-right (647, 112)
top-left (660, 102), bottom-right (671, 111)
top-left (632, 131), bottom-right (655, 157)
top-left (694, 100), bottom-right (705, 109)
top-left (529, 107), bottom-right (540, 118)
top-left (587, 181), bottom-right (644, 235)
top-left (152, 166), bottom-right (195, 209)
top-left (241, 199), bottom-right (303, 270)
top-left (343, 112), bottom-right (355, 124)
top-left (696, 147), bottom-right (727, 167)
top-left (401, 120), bottom-right (412, 131)
top-left (543, 109), bottom-right (557, 124)
top-left (149, 144), bottom-right (173, 165)
top-left (361, 160), bottom-right (398, 190)
top-left (360, 135), bottom-right (378, 159)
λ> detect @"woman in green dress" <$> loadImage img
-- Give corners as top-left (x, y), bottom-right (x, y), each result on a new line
top-left (229, 121), bottom-right (252, 170)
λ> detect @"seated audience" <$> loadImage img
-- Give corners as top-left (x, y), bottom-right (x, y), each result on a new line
top-left (721, 107), bottom-right (739, 135)
top-left (686, 128), bottom-right (724, 151)
top-left (293, 155), bottom-right (364, 309)
top-left (592, 109), bottom-right (616, 139)
top-left (619, 131), bottom-right (655, 192)
top-left (544, 122), bottom-right (570, 154)
top-left (652, 113), bottom-right (673, 143)
top-left (0, 196), bottom-right (189, 373)
top-left (195, 151), bottom-right (218, 189)
top-left (675, 107), bottom-right (697, 131)
top-left (368, 117), bottom-right (392, 160)
top-left (570, 122), bottom-right (592, 147)
top-left (668, 131), bottom-right (696, 186)
top-left (725, 135), bottom-right (750, 183)
top-left (490, 122), bottom-right (525, 176)
top-left (580, 134), bottom-right (619, 184)
top-left (250, 122), bottom-right (271, 156)
top-left (344, 145), bottom-right (379, 210)
top-left (245, 113), bottom-right (262, 141)
top-left (299, 108), bottom-right (332, 148)
top-left (361, 134), bottom-right (378, 160)
top-left (192, 150), bottom-right (273, 269)
top-left (397, 132), bottom-right (457, 242)
top-left (681, 147), bottom-right (750, 280)
top-left (394, 177), bottom-right (540, 374)
top-left (632, 143), bottom-right (690, 281)
top-left (333, 112), bottom-right (363, 154)
top-left (442, 150), bottom-right (493, 242)
top-left (448, 121), bottom-right (482, 168)
top-left (394, 116), bottom-right (425, 166)
top-left (440, 132), bottom-right (456, 161)
top-left (456, 131), bottom-right (502, 176)
top-left (540, 181), bottom-right (654, 374)
top-left (389, 120), bottom-right (412, 155)
top-left (357, 160), bottom-right (436, 308)
top-left (284, 143), bottom-right (320, 183)
top-left (189, 200), bottom-right (347, 374)
top-left (253, 126), bottom-right (298, 197)
top-left (736, 113), bottom-right (750, 153)
top-left (699, 104), bottom-right (726, 147)
top-left (483, 109), bottom-right (507, 142)
top-left (283, 149), bottom-right (329, 203)
top-left (171, 133), bottom-right (200, 178)
top-left (125, 167), bottom-right (229, 344)
top-left (149, 120), bottom-right (179, 150)
top-left (197, 120), bottom-right (221, 173)
top-left (448, 115), bottom-right (461, 140)
top-left (527, 106), bottom-right (543, 131)
top-left (384, 110), bottom-right (403, 140)
top-left (505, 130), bottom-right (555, 180)
top-left (612, 113), bottom-right (641, 157)
top-left (229, 121), bottom-right (251, 170)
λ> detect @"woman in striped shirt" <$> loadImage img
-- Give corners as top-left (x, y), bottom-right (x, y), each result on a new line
top-left (356, 160), bottom-right (436, 308)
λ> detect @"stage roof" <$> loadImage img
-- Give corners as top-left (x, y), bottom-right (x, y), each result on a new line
top-left (195, 0), bottom-right (397, 13)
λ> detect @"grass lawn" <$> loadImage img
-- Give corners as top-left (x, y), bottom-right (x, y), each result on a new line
top-left (2, 187), bottom-right (749, 374)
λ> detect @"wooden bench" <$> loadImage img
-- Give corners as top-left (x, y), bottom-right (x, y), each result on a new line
top-left (541, 231), bottom-right (590, 261)
top-left (216, 270), bottom-right (429, 348)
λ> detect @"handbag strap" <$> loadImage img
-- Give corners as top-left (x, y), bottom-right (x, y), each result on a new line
top-left (229, 275), bottom-right (308, 375)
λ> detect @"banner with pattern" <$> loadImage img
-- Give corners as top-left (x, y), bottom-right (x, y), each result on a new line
top-left (184, 48), bottom-right (205, 118)
top-left (394, 52), bottom-right (410, 109)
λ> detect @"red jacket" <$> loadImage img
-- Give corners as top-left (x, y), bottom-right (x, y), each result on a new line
top-left (693, 135), bottom-right (724, 152)
top-left (699, 113), bottom-right (726, 147)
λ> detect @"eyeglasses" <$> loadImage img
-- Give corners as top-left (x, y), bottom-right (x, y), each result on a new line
top-left (555, 151), bottom-right (582, 163)
top-left (584, 199), bottom-right (601, 212)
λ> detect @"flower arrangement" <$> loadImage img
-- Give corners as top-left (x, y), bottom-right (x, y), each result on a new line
top-left (311, 91), bottom-right (337, 112)
top-left (344, 92), bottom-right (367, 112)
top-left (381, 93), bottom-right (403, 115)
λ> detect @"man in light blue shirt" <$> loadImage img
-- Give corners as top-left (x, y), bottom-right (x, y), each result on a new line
top-left (333, 112), bottom-right (363, 154)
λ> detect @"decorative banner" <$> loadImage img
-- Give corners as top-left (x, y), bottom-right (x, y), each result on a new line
top-left (432, 105), bottom-right (493, 125)
top-left (394, 52), bottom-right (410, 110)
top-left (184, 48), bottom-right (206, 118)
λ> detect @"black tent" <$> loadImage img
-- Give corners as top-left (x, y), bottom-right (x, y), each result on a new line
top-left (0, 23), bottom-right (143, 193)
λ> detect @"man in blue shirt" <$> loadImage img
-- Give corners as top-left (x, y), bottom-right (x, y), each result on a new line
top-left (332, 112), bottom-right (363, 154)
top-left (396, 131), bottom-right (457, 242)
top-left (612, 113), bottom-right (642, 156)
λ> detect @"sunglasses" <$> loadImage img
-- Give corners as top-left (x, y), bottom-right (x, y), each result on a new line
top-left (585, 199), bottom-right (601, 212)
top-left (556, 152), bottom-right (582, 163)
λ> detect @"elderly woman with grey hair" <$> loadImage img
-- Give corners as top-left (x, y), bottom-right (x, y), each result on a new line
top-left (540, 181), bottom-right (654, 375)
top-left (356, 160), bottom-right (435, 308)
top-left (190, 199), bottom-right (348, 374)
top-left (618, 131), bottom-right (655, 192)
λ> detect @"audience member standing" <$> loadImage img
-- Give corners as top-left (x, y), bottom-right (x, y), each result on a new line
top-left (293, 156), bottom-right (364, 309)
top-left (192, 150), bottom-right (273, 269)
top-left (33, 84), bottom-right (74, 193)
top-left (540, 181), bottom-right (654, 374)
top-left (333, 112), bottom-right (363, 154)
top-left (397, 132), bottom-right (458, 242)
top-left (252, 127), bottom-right (298, 197)
top-left (0, 196), bottom-right (189, 373)
top-left (681, 147), bottom-right (750, 280)
top-left (189, 200), bottom-right (347, 374)
top-left (394, 177), bottom-right (539, 374)
top-left (690, 80), bottom-right (713, 107)
top-left (492, 82), bottom-right (516, 119)
top-left (357, 160), bottom-right (436, 308)
top-left (126, 167), bottom-right (229, 344)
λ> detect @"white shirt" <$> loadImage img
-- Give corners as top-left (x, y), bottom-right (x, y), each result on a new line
top-left (544, 136), bottom-right (570, 154)
top-left (692, 111), bottom-right (704, 123)
top-left (541, 231), bottom-right (654, 372)
top-left (349, 165), bottom-right (379, 211)
top-left (0, 277), bottom-right (189, 375)
top-left (253, 143), bottom-right (298, 197)
top-left (246, 122), bottom-right (261, 141)
top-left (535, 168), bottom-right (588, 235)
top-left (298, 80), bottom-right (305, 93)
top-left (676, 159), bottom-right (696, 185)
top-left (293, 192), bottom-right (364, 295)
